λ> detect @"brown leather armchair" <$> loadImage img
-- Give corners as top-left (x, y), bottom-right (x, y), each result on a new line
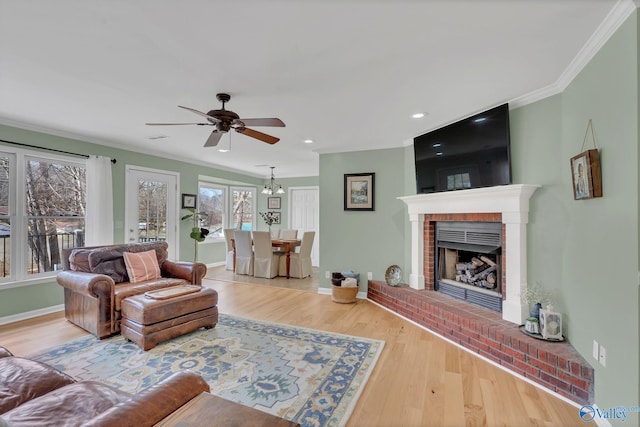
top-left (56, 241), bottom-right (207, 339)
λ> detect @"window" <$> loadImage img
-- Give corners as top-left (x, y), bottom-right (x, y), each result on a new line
top-left (198, 183), bottom-right (226, 240)
top-left (196, 181), bottom-right (256, 241)
top-left (0, 155), bottom-right (11, 280)
top-left (1, 149), bottom-right (86, 284)
top-left (231, 187), bottom-right (255, 231)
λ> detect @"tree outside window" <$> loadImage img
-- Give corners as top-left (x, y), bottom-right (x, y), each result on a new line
top-left (198, 183), bottom-right (225, 240)
top-left (0, 151), bottom-right (86, 283)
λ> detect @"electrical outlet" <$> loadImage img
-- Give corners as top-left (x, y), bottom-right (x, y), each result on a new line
top-left (592, 340), bottom-right (599, 360)
top-left (599, 346), bottom-right (607, 367)
top-left (325, 271), bottom-right (330, 279)
top-left (367, 272), bottom-right (373, 280)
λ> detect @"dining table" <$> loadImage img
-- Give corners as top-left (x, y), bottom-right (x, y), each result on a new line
top-left (232, 238), bottom-right (301, 279)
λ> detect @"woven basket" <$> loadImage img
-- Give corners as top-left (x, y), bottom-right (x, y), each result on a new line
top-left (331, 284), bottom-right (358, 304)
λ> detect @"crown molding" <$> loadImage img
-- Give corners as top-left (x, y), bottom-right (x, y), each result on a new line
top-left (511, 0), bottom-right (637, 109)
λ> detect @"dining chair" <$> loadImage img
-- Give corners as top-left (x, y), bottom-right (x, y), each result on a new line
top-left (280, 229), bottom-right (298, 239)
top-left (279, 231), bottom-right (314, 278)
top-left (223, 228), bottom-right (235, 270)
top-left (270, 229), bottom-right (280, 239)
top-left (253, 231), bottom-right (280, 279)
top-left (234, 230), bottom-right (254, 276)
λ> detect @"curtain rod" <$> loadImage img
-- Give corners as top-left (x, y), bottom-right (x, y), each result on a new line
top-left (0, 139), bottom-right (117, 164)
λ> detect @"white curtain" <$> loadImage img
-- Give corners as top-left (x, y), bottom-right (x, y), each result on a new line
top-left (85, 155), bottom-right (114, 246)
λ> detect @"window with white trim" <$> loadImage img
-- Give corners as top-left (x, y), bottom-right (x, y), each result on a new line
top-left (197, 182), bottom-right (256, 241)
top-left (1, 149), bottom-right (86, 284)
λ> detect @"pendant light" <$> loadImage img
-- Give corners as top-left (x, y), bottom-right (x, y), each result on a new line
top-left (262, 166), bottom-right (285, 195)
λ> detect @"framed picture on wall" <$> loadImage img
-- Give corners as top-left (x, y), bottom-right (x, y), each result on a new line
top-left (570, 149), bottom-right (602, 200)
top-left (344, 173), bottom-right (375, 211)
top-left (181, 193), bottom-right (197, 209)
top-left (269, 211), bottom-right (281, 224)
top-left (268, 197), bottom-right (281, 209)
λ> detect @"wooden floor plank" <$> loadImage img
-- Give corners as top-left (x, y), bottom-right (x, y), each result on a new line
top-left (0, 273), bottom-right (580, 426)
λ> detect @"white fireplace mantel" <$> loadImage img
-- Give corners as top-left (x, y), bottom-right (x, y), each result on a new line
top-left (398, 184), bottom-right (541, 324)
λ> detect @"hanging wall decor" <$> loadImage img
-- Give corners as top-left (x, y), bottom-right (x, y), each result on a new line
top-left (570, 119), bottom-right (602, 200)
top-left (344, 173), bottom-right (375, 211)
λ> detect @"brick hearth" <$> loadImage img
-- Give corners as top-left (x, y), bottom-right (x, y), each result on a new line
top-left (368, 280), bottom-right (594, 405)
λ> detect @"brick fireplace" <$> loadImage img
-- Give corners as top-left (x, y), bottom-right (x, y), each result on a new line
top-left (399, 184), bottom-right (540, 324)
top-left (366, 184), bottom-right (594, 405)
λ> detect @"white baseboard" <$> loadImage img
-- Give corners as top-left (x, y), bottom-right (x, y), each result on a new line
top-left (317, 287), bottom-right (367, 300)
top-left (206, 261), bottom-right (226, 268)
top-left (0, 304), bottom-right (64, 326)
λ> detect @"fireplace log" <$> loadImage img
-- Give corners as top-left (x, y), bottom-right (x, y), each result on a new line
top-left (469, 265), bottom-right (497, 283)
top-left (480, 256), bottom-right (496, 267)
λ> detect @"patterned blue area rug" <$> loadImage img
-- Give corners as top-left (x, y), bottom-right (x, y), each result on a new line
top-left (32, 314), bottom-right (384, 427)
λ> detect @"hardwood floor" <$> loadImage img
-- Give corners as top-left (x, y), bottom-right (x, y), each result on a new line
top-left (0, 274), bottom-right (580, 426)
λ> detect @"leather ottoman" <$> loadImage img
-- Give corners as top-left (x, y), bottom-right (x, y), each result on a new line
top-left (120, 286), bottom-right (218, 350)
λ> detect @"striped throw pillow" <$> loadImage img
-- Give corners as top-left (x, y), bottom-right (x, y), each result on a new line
top-left (123, 249), bottom-right (161, 283)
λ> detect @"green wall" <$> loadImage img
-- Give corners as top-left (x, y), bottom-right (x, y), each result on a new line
top-left (558, 10), bottom-right (638, 416)
top-left (319, 148), bottom-right (413, 290)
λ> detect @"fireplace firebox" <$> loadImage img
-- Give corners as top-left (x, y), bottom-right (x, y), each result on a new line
top-left (435, 221), bottom-right (503, 312)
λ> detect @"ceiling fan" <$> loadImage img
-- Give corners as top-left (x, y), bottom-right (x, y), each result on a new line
top-left (146, 93), bottom-right (285, 147)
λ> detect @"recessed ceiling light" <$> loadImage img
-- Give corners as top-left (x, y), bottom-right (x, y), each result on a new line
top-left (303, 139), bottom-right (314, 144)
top-left (412, 113), bottom-right (426, 119)
top-left (218, 148), bottom-right (229, 153)
top-left (432, 142), bottom-right (441, 148)
top-left (473, 117), bottom-right (487, 123)
top-left (436, 152), bottom-right (443, 156)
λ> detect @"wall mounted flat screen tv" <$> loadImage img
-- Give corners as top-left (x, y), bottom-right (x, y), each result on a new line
top-left (414, 103), bottom-right (512, 194)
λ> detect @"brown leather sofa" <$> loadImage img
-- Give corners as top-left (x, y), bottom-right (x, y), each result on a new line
top-left (0, 346), bottom-right (209, 426)
top-left (56, 241), bottom-right (207, 339)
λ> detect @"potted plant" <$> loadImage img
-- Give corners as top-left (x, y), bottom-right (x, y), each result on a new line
top-left (181, 208), bottom-right (209, 262)
top-left (259, 211), bottom-right (276, 233)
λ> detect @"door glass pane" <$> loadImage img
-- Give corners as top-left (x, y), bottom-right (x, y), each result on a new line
top-left (231, 188), bottom-right (254, 231)
top-left (137, 179), bottom-right (167, 242)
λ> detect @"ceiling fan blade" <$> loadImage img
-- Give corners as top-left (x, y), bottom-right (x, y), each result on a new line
top-left (236, 127), bottom-right (280, 144)
top-left (146, 122), bottom-right (210, 126)
top-left (238, 118), bottom-right (285, 127)
top-left (178, 105), bottom-right (220, 122)
top-left (204, 130), bottom-right (223, 147)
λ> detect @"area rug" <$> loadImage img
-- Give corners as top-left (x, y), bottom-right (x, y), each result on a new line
top-left (31, 314), bottom-right (384, 427)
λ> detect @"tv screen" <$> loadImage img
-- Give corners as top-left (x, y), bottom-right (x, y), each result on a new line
top-left (414, 103), bottom-right (511, 194)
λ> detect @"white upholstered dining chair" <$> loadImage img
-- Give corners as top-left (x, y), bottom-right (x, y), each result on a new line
top-left (279, 231), bottom-right (315, 278)
top-left (234, 230), bottom-right (254, 276)
top-left (252, 231), bottom-right (280, 278)
top-left (223, 228), bottom-right (235, 270)
top-left (279, 229), bottom-right (298, 239)
top-left (270, 229), bottom-right (280, 239)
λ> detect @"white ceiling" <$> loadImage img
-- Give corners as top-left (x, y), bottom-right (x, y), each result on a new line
top-left (0, 0), bottom-right (626, 179)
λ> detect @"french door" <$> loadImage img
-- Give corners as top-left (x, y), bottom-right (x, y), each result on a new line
top-left (288, 186), bottom-right (319, 266)
top-left (125, 166), bottom-right (179, 259)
